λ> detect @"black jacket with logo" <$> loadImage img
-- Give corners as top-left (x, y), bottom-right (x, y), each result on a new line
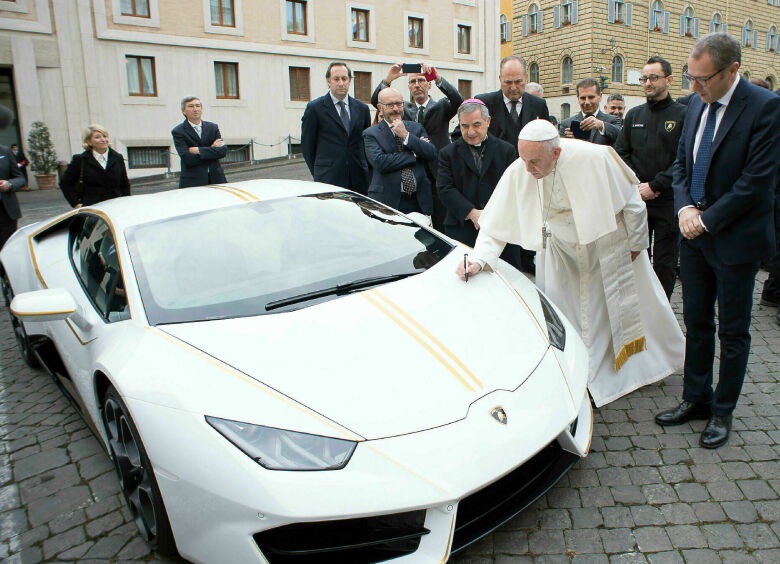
top-left (615, 94), bottom-right (686, 207)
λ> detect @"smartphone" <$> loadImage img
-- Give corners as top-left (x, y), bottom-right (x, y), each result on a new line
top-left (402, 63), bottom-right (422, 74)
top-left (570, 121), bottom-right (590, 140)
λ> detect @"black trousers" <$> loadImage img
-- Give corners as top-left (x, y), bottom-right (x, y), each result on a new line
top-left (647, 204), bottom-right (677, 299)
top-left (680, 238), bottom-right (759, 416)
top-left (0, 205), bottom-right (18, 251)
top-left (761, 252), bottom-right (779, 302)
top-left (398, 193), bottom-right (422, 215)
top-left (444, 223), bottom-right (524, 270)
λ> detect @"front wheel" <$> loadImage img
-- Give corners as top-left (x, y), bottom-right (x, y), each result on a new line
top-left (101, 386), bottom-right (177, 556)
top-left (3, 276), bottom-right (38, 368)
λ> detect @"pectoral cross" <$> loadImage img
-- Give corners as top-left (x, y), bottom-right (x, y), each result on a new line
top-left (542, 224), bottom-right (551, 249)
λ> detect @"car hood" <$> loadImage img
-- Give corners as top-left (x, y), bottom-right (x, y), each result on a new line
top-left (160, 254), bottom-right (552, 440)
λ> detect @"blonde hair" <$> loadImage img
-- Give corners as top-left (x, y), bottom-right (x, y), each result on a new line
top-left (82, 124), bottom-right (110, 150)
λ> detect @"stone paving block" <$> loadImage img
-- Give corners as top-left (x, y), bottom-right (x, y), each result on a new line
top-left (631, 451), bottom-right (663, 467)
top-left (546, 487), bottom-right (581, 508)
top-left (11, 448), bottom-right (70, 481)
top-left (602, 507), bottom-right (634, 529)
top-left (723, 462), bottom-right (757, 480)
top-left (494, 556), bottom-right (532, 564)
top-left (533, 556), bottom-right (570, 564)
top-left (55, 539), bottom-right (94, 560)
top-left (599, 468), bottom-right (632, 487)
top-left (703, 523), bottom-right (744, 549)
top-left (745, 446), bottom-right (779, 462)
top-left (674, 483), bottom-right (709, 503)
top-left (681, 549), bottom-right (725, 564)
top-left (646, 551), bottom-right (684, 564)
top-left (48, 508), bottom-right (87, 535)
top-left (570, 507), bottom-right (604, 529)
top-left (6, 523), bottom-right (49, 553)
top-left (494, 531), bottom-right (529, 555)
top-left (85, 510), bottom-right (124, 539)
top-left (754, 548), bottom-right (780, 564)
top-left (633, 527), bottom-right (672, 553)
top-left (691, 464), bottom-right (728, 483)
top-left (628, 467), bottom-right (662, 486)
top-left (641, 484), bottom-right (678, 505)
top-left (706, 481), bottom-right (745, 502)
top-left (0, 484), bottom-right (20, 512)
top-left (84, 493), bottom-right (122, 520)
top-left (754, 500), bottom-right (780, 521)
top-left (630, 505), bottom-right (665, 526)
top-left (659, 503), bottom-right (698, 524)
top-left (659, 465), bottom-right (693, 484)
top-left (610, 486), bottom-right (644, 505)
top-left (610, 554), bottom-right (648, 564)
top-left (599, 528), bottom-right (636, 553)
top-left (77, 452), bottom-right (114, 481)
top-left (0, 508), bottom-right (28, 543)
top-left (26, 485), bottom-right (91, 527)
top-left (692, 502), bottom-right (727, 522)
top-left (720, 551), bottom-right (759, 564)
top-left (528, 530), bottom-right (565, 554)
top-left (665, 524), bottom-right (707, 549)
top-left (18, 464), bottom-right (81, 503)
top-left (721, 500), bottom-right (759, 523)
top-left (604, 452), bottom-right (634, 468)
top-left (735, 523), bottom-right (780, 549)
top-left (738, 479), bottom-right (777, 501)
top-left (42, 526), bottom-right (86, 560)
top-left (2, 545), bottom-right (42, 563)
top-left (567, 469), bottom-right (600, 488)
top-left (718, 446), bottom-right (751, 462)
top-left (572, 555), bottom-right (609, 564)
top-left (564, 529), bottom-right (604, 554)
top-left (580, 487), bottom-right (615, 508)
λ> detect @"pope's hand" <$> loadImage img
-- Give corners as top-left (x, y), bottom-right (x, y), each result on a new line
top-left (679, 207), bottom-right (705, 239)
top-left (456, 261), bottom-right (482, 281)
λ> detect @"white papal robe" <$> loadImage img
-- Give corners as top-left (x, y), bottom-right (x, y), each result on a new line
top-left (473, 139), bottom-right (684, 406)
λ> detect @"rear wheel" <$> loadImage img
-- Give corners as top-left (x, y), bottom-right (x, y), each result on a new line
top-left (101, 386), bottom-right (177, 556)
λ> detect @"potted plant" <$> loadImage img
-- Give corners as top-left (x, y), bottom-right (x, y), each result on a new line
top-left (563, 18), bottom-right (571, 25)
top-left (653, 25), bottom-right (662, 32)
top-left (685, 32), bottom-right (693, 37)
top-left (614, 18), bottom-right (623, 24)
top-left (27, 121), bottom-right (58, 190)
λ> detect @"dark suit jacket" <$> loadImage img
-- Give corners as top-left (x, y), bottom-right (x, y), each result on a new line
top-left (172, 119), bottom-right (227, 188)
top-left (301, 93), bottom-right (371, 194)
top-left (363, 120), bottom-right (438, 214)
top-left (672, 78), bottom-right (780, 265)
top-left (370, 78), bottom-right (463, 151)
top-left (0, 145), bottom-right (26, 220)
top-left (60, 148), bottom-right (130, 207)
top-left (437, 135), bottom-right (516, 226)
top-left (474, 90), bottom-right (550, 149)
top-left (559, 110), bottom-right (621, 146)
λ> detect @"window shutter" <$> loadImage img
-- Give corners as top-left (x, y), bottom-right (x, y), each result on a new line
top-left (522, 15), bottom-right (529, 37)
top-left (694, 18), bottom-right (699, 37)
top-left (709, 20), bottom-right (714, 34)
top-left (741, 27), bottom-right (747, 46)
top-left (608, 0), bottom-right (615, 23)
top-left (572, 1), bottom-right (578, 24)
top-left (679, 15), bottom-right (686, 36)
top-left (648, 8), bottom-right (654, 30)
top-left (753, 30), bottom-right (759, 48)
top-left (767, 31), bottom-right (772, 51)
top-left (722, 23), bottom-right (727, 35)
top-left (662, 11), bottom-right (669, 33)
top-left (538, 9), bottom-right (544, 33)
top-left (625, 4), bottom-right (632, 26)
top-left (554, 5), bottom-right (560, 28)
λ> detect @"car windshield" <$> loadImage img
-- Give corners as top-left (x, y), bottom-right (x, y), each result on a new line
top-left (125, 192), bottom-right (453, 324)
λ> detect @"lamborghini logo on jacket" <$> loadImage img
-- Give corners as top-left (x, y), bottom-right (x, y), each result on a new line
top-left (490, 407), bottom-right (508, 425)
top-left (665, 121), bottom-right (677, 132)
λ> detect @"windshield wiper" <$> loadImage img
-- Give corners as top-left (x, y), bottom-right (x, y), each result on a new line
top-left (265, 272), bottom-right (418, 311)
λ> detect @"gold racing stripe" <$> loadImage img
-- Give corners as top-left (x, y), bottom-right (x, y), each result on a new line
top-left (361, 291), bottom-right (476, 393)
top-left (370, 289), bottom-right (483, 390)
top-left (208, 185), bottom-right (252, 202)
top-left (495, 271), bottom-right (549, 344)
top-left (216, 184), bottom-right (260, 201)
top-left (438, 514), bottom-right (457, 563)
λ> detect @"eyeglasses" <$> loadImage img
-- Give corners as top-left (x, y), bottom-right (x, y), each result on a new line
top-left (638, 74), bottom-right (668, 83)
top-left (681, 67), bottom-right (727, 87)
top-left (408, 78), bottom-right (428, 85)
top-left (380, 101), bottom-right (404, 108)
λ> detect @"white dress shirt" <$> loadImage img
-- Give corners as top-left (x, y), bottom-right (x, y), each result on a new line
top-left (188, 120), bottom-right (202, 137)
top-left (330, 92), bottom-right (351, 120)
top-left (93, 150), bottom-right (108, 169)
top-left (692, 74), bottom-right (740, 162)
top-left (503, 94), bottom-right (522, 116)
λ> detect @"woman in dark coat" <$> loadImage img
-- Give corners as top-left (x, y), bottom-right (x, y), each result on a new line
top-left (60, 124), bottom-right (130, 208)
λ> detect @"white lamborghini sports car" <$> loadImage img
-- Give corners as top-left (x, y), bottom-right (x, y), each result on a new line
top-left (1, 180), bottom-right (592, 564)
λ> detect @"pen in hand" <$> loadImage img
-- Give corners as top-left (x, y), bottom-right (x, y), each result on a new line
top-left (464, 253), bottom-right (469, 283)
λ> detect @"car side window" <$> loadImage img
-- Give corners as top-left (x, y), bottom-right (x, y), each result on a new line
top-left (70, 216), bottom-right (130, 322)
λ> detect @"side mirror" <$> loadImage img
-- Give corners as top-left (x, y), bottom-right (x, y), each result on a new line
top-left (10, 288), bottom-right (77, 323)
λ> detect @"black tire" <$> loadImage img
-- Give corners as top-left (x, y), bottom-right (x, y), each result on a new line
top-left (101, 386), bottom-right (178, 557)
top-left (3, 276), bottom-right (39, 368)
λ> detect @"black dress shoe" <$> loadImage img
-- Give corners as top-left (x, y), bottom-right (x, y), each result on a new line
top-left (700, 414), bottom-right (732, 449)
top-left (655, 400), bottom-right (711, 426)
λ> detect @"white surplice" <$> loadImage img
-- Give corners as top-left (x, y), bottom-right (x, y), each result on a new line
top-left (473, 140), bottom-right (684, 407)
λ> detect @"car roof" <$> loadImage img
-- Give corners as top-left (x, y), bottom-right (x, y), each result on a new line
top-left (83, 179), bottom-right (347, 232)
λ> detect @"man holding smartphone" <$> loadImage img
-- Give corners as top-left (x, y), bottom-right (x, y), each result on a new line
top-left (558, 78), bottom-right (621, 146)
top-left (371, 62), bottom-right (463, 230)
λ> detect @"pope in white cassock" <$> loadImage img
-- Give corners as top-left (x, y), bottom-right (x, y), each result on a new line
top-left (457, 119), bottom-right (684, 406)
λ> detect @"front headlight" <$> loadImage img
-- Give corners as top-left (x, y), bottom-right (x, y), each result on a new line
top-left (206, 416), bottom-right (357, 471)
top-left (537, 290), bottom-right (566, 351)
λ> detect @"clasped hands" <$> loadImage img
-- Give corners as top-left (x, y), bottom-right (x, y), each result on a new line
top-left (679, 207), bottom-right (705, 239)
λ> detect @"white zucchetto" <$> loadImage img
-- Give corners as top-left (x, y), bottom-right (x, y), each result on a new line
top-left (518, 119), bottom-right (559, 141)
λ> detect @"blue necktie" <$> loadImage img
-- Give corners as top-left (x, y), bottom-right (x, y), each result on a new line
top-left (338, 100), bottom-right (350, 131)
top-left (690, 101), bottom-right (722, 204)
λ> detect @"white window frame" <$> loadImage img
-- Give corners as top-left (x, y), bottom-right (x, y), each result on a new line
top-left (203, 0), bottom-right (244, 36)
top-left (768, 26), bottom-right (778, 52)
top-left (453, 20), bottom-right (476, 61)
top-left (346, 2), bottom-right (375, 49)
top-left (281, 0), bottom-right (315, 43)
top-left (209, 55), bottom-right (247, 108)
top-left (0, 0), bottom-right (28, 13)
top-left (710, 12), bottom-right (722, 34)
top-left (112, 0), bottom-right (160, 27)
top-left (500, 14), bottom-right (511, 43)
top-left (118, 50), bottom-right (166, 107)
top-left (404, 11), bottom-right (430, 55)
top-left (0, 0), bottom-right (52, 33)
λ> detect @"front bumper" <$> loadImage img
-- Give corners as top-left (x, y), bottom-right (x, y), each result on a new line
top-left (128, 344), bottom-right (592, 564)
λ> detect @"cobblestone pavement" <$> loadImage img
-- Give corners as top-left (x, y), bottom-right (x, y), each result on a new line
top-left (0, 171), bottom-right (778, 562)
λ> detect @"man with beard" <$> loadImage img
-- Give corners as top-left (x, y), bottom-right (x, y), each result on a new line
top-left (559, 77), bottom-right (621, 146)
top-left (616, 56), bottom-right (686, 299)
top-left (363, 87), bottom-right (437, 215)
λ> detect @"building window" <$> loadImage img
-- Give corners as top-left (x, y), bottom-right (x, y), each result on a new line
top-left (650, 1), bottom-right (665, 31)
top-left (215, 62), bottom-right (239, 99)
top-left (125, 56), bottom-right (156, 96)
top-left (457, 25), bottom-right (471, 53)
top-left (500, 14), bottom-right (511, 42)
top-left (458, 79), bottom-right (472, 99)
top-left (120, 0), bottom-right (149, 17)
top-left (127, 146), bottom-right (168, 169)
top-left (767, 76), bottom-right (776, 90)
top-left (554, 1), bottom-right (578, 29)
top-left (286, 0), bottom-right (307, 34)
top-left (612, 55), bottom-right (623, 82)
top-left (680, 7), bottom-right (698, 38)
top-left (353, 71), bottom-right (371, 103)
top-left (529, 62), bottom-right (539, 83)
top-left (352, 8), bottom-right (369, 42)
top-left (224, 144), bottom-right (250, 163)
top-left (768, 26), bottom-right (778, 53)
top-left (743, 20), bottom-right (756, 48)
top-left (681, 64), bottom-right (690, 89)
top-left (210, 0), bottom-right (234, 26)
top-left (561, 102), bottom-right (571, 120)
top-left (408, 17), bottom-right (423, 48)
top-left (611, 0), bottom-right (625, 23)
top-left (529, 4), bottom-right (541, 34)
top-left (289, 67), bottom-right (310, 101)
top-left (710, 13), bottom-right (722, 34)
top-left (562, 56), bottom-right (573, 84)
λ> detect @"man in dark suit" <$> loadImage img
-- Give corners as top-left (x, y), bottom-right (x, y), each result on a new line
top-left (475, 56), bottom-right (550, 151)
top-left (302, 62), bottom-right (371, 194)
top-left (172, 97), bottom-right (227, 188)
top-left (559, 78), bottom-right (622, 146)
top-left (363, 87), bottom-right (437, 215)
top-left (437, 100), bottom-right (516, 255)
top-left (0, 144), bottom-right (26, 249)
top-left (655, 33), bottom-right (780, 448)
top-left (370, 63), bottom-right (462, 229)
top-left (10, 144), bottom-right (28, 182)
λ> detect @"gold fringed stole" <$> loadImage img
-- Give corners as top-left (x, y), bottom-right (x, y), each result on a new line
top-left (613, 335), bottom-right (647, 372)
